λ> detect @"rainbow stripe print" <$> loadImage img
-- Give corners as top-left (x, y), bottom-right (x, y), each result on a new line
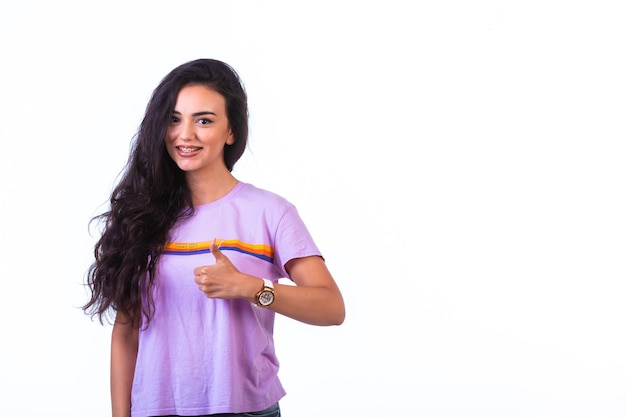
top-left (163, 239), bottom-right (274, 263)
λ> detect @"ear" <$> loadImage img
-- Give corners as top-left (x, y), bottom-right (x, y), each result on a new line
top-left (226, 128), bottom-right (235, 145)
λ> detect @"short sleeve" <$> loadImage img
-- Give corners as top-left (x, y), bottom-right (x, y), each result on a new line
top-left (273, 204), bottom-right (322, 278)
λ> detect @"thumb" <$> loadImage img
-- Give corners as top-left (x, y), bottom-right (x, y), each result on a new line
top-left (210, 238), bottom-right (227, 262)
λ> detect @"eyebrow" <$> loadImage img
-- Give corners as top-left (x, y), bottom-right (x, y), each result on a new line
top-left (172, 110), bottom-right (218, 117)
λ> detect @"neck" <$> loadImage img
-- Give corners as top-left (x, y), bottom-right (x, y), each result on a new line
top-left (186, 169), bottom-right (239, 206)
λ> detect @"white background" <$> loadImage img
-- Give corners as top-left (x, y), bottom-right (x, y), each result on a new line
top-left (1, 1), bottom-right (624, 416)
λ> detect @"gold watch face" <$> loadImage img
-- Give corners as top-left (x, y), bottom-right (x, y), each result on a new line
top-left (258, 290), bottom-right (274, 306)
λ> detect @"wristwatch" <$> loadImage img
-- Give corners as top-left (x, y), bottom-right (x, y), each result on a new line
top-left (255, 278), bottom-right (275, 307)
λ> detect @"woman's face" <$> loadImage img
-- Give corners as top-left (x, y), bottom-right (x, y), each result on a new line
top-left (165, 84), bottom-right (234, 176)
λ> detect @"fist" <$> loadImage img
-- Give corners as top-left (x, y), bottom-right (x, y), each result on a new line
top-left (193, 239), bottom-right (241, 299)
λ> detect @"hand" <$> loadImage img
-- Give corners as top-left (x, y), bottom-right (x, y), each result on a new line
top-left (193, 239), bottom-right (245, 299)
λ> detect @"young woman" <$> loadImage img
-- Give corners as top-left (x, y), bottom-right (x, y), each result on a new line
top-left (83, 58), bottom-right (345, 417)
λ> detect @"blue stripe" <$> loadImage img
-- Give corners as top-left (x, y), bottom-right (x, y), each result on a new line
top-left (163, 246), bottom-right (273, 263)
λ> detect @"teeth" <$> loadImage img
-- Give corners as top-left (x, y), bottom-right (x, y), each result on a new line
top-left (178, 147), bottom-right (201, 153)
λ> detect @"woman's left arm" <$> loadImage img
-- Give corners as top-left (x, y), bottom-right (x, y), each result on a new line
top-left (270, 255), bottom-right (345, 326)
top-left (194, 241), bottom-right (345, 326)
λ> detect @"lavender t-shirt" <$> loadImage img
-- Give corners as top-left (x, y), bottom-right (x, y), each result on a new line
top-left (130, 182), bottom-right (321, 417)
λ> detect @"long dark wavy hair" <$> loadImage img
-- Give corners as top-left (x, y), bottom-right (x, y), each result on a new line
top-left (82, 59), bottom-right (249, 327)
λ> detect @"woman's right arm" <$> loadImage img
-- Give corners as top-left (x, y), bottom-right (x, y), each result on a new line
top-left (110, 312), bottom-right (139, 417)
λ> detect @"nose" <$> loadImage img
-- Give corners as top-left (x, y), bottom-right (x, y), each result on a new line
top-left (180, 121), bottom-right (195, 141)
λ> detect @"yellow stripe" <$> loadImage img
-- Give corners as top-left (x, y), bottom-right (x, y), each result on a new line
top-left (164, 239), bottom-right (274, 258)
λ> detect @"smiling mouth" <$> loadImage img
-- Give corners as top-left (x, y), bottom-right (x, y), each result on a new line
top-left (177, 146), bottom-right (202, 153)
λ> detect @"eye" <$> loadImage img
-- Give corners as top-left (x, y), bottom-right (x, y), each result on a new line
top-left (197, 118), bottom-right (212, 125)
top-left (169, 115), bottom-right (180, 124)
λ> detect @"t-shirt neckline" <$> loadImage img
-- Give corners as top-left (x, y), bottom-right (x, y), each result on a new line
top-left (193, 181), bottom-right (246, 210)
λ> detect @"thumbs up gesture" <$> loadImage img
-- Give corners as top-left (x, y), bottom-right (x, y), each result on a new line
top-left (194, 238), bottom-right (245, 299)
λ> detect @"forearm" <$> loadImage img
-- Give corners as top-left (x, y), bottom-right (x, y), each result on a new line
top-left (110, 318), bottom-right (138, 417)
top-left (194, 247), bottom-right (345, 326)
top-left (239, 256), bottom-right (345, 326)
top-left (269, 282), bottom-right (345, 326)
